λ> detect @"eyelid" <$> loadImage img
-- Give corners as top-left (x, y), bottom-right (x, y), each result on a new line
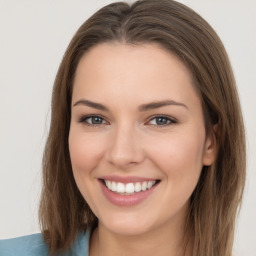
top-left (78, 114), bottom-right (109, 126)
top-left (78, 114), bottom-right (177, 127)
top-left (146, 115), bottom-right (177, 126)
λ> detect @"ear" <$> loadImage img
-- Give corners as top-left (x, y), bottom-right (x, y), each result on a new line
top-left (202, 124), bottom-right (218, 166)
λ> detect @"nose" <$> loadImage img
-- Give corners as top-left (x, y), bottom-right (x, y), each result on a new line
top-left (105, 125), bottom-right (145, 169)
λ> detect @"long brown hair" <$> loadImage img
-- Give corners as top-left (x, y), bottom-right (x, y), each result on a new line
top-left (39, 1), bottom-right (246, 255)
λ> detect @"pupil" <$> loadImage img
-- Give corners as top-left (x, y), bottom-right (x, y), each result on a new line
top-left (156, 117), bottom-right (167, 125)
top-left (92, 117), bottom-right (102, 124)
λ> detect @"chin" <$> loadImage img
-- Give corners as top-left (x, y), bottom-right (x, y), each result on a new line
top-left (99, 212), bottom-right (155, 237)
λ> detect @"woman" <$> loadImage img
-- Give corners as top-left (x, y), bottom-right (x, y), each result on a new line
top-left (0, 0), bottom-right (246, 255)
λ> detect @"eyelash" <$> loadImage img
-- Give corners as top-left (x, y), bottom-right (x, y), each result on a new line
top-left (78, 115), bottom-right (108, 127)
top-left (146, 115), bottom-right (177, 126)
top-left (78, 115), bottom-right (177, 127)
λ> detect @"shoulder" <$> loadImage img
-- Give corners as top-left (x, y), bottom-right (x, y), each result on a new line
top-left (0, 230), bottom-right (90, 256)
top-left (69, 230), bottom-right (90, 255)
top-left (0, 233), bottom-right (48, 256)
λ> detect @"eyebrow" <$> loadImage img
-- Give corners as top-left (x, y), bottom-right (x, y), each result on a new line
top-left (73, 99), bottom-right (109, 111)
top-left (138, 100), bottom-right (188, 111)
top-left (73, 99), bottom-right (188, 111)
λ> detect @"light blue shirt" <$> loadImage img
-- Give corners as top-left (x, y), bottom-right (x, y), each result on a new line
top-left (0, 230), bottom-right (90, 256)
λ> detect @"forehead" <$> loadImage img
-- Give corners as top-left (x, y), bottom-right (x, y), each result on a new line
top-left (72, 42), bottom-right (199, 109)
top-left (74, 42), bottom-right (193, 84)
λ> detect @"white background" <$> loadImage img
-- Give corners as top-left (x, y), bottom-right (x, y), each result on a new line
top-left (0, 0), bottom-right (255, 255)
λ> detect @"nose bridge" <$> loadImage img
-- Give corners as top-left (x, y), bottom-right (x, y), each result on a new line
top-left (106, 122), bottom-right (143, 167)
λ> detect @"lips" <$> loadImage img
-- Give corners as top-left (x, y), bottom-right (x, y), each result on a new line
top-left (104, 180), bottom-right (156, 194)
top-left (99, 176), bottom-right (160, 206)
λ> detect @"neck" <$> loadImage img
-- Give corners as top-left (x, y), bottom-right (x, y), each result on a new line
top-left (89, 210), bottom-right (191, 256)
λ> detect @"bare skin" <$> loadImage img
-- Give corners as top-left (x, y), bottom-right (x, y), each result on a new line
top-left (89, 207), bottom-right (189, 256)
top-left (69, 43), bottom-right (216, 256)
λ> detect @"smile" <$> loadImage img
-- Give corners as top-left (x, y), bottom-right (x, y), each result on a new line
top-left (99, 177), bottom-right (160, 207)
top-left (104, 180), bottom-right (157, 195)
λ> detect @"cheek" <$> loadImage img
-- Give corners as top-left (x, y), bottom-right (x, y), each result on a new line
top-left (147, 130), bottom-right (205, 186)
top-left (68, 129), bottom-right (106, 208)
top-left (68, 130), bottom-right (105, 175)
top-left (148, 131), bottom-right (205, 216)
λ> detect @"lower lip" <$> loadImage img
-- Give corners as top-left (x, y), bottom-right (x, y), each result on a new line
top-left (99, 180), bottom-right (159, 207)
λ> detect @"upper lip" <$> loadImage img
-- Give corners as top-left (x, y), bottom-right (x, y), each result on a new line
top-left (99, 175), bottom-right (159, 184)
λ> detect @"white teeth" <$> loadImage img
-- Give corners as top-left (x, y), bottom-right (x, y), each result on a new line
top-left (141, 181), bottom-right (147, 191)
top-left (147, 181), bottom-right (153, 189)
top-left (125, 183), bottom-right (135, 193)
top-left (111, 181), bottom-right (117, 192)
top-left (106, 180), bottom-right (111, 189)
top-left (104, 180), bottom-right (157, 194)
top-left (134, 182), bottom-right (141, 192)
top-left (116, 182), bottom-right (125, 193)
top-left (147, 181), bottom-right (156, 189)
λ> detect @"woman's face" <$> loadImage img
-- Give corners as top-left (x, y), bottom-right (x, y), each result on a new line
top-left (69, 43), bottom-right (215, 236)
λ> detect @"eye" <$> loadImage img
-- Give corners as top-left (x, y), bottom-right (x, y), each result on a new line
top-left (79, 115), bottom-right (108, 126)
top-left (147, 116), bottom-right (176, 126)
